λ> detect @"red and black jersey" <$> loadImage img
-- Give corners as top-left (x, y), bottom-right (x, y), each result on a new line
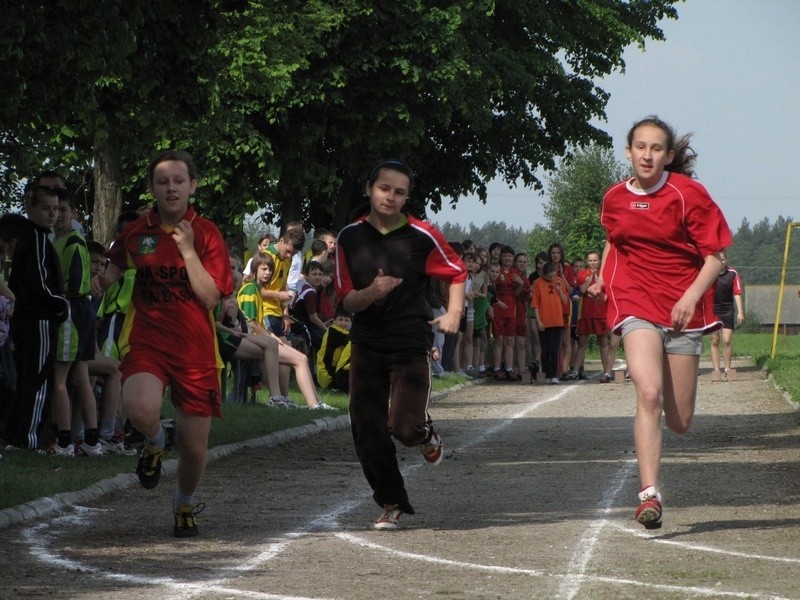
top-left (601, 172), bottom-right (732, 333)
top-left (714, 267), bottom-right (742, 317)
top-left (335, 215), bottom-right (466, 353)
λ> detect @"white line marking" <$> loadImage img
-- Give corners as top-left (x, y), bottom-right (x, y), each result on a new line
top-left (334, 531), bottom-right (545, 575)
top-left (557, 460), bottom-right (637, 599)
top-left (610, 522), bottom-right (800, 564)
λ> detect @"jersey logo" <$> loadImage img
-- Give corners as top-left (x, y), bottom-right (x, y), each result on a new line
top-left (630, 201), bottom-right (650, 210)
top-left (138, 235), bottom-right (157, 255)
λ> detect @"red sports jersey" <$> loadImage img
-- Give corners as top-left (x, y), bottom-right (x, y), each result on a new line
top-left (106, 206), bottom-right (233, 367)
top-left (601, 172), bottom-right (732, 333)
top-left (493, 266), bottom-right (520, 319)
top-left (576, 268), bottom-right (606, 320)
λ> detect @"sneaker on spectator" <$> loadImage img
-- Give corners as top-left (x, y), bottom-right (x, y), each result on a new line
top-left (52, 443), bottom-right (75, 457)
top-left (173, 502), bottom-right (205, 538)
top-left (99, 436), bottom-right (137, 456)
top-left (549, 377), bottom-right (560, 385)
top-left (420, 430), bottom-right (443, 465)
top-left (77, 441), bottom-right (104, 456)
top-left (268, 395), bottom-right (298, 409)
top-left (599, 373), bottom-right (612, 384)
top-left (136, 443), bottom-right (164, 490)
top-left (374, 504), bottom-right (403, 530)
top-left (310, 402), bottom-right (334, 410)
top-left (635, 485), bottom-right (663, 529)
top-left (493, 369), bottom-right (507, 382)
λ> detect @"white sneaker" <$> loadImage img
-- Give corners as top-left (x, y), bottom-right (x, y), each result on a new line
top-left (98, 436), bottom-right (137, 455)
top-left (310, 402), bottom-right (334, 410)
top-left (77, 441), bottom-right (104, 456)
top-left (549, 377), bottom-right (560, 385)
top-left (52, 443), bottom-right (75, 457)
top-left (374, 505), bottom-right (403, 530)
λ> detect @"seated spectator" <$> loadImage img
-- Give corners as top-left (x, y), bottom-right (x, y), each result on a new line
top-left (316, 306), bottom-right (352, 392)
top-left (290, 260), bottom-right (328, 352)
top-left (317, 259), bottom-right (337, 325)
top-left (235, 253), bottom-right (332, 409)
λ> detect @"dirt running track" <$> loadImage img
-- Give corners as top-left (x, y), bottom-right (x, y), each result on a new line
top-left (2, 359), bottom-right (799, 600)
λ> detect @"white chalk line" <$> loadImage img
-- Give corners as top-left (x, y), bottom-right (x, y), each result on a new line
top-left (20, 385), bottom-right (571, 598)
top-left (22, 383), bottom-right (800, 600)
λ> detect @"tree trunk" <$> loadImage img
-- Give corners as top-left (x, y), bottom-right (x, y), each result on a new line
top-left (92, 136), bottom-right (122, 247)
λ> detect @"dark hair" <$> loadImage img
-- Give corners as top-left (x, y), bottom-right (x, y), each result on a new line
top-left (543, 261), bottom-right (558, 276)
top-left (627, 115), bottom-right (697, 178)
top-left (304, 260), bottom-right (324, 276)
top-left (548, 243), bottom-right (566, 264)
top-left (534, 251), bottom-right (549, 264)
top-left (56, 188), bottom-right (76, 209)
top-left (258, 234), bottom-right (274, 246)
top-left (488, 242), bottom-right (502, 254)
top-left (462, 251), bottom-right (477, 263)
top-left (0, 213), bottom-right (27, 242)
top-left (117, 210), bottom-right (139, 232)
top-left (87, 240), bottom-right (106, 255)
top-left (314, 228), bottom-right (334, 240)
top-left (27, 185), bottom-right (61, 207)
top-left (147, 150), bottom-right (199, 184)
top-left (514, 252), bottom-right (528, 262)
top-left (500, 245), bottom-right (514, 256)
top-left (366, 159), bottom-right (414, 190)
top-left (335, 305), bottom-right (352, 320)
top-left (310, 239), bottom-right (327, 256)
top-left (320, 258), bottom-right (335, 275)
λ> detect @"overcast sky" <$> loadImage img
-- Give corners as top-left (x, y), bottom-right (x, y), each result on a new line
top-left (430, 0), bottom-right (800, 233)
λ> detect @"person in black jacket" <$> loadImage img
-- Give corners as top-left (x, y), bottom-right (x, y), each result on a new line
top-left (0, 186), bottom-right (69, 450)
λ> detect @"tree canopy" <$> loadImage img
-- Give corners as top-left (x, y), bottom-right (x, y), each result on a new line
top-left (1, 0), bottom-right (680, 246)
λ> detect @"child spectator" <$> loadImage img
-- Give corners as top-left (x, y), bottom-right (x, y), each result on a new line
top-left (317, 259), bottom-right (337, 325)
top-left (290, 260), bottom-right (328, 352)
top-left (316, 306), bottom-right (352, 392)
top-left (242, 234), bottom-right (274, 281)
top-left (87, 241), bottom-right (129, 454)
top-left (459, 251), bottom-right (478, 376)
top-left (512, 252), bottom-right (531, 381)
top-left (52, 190), bottom-right (103, 456)
top-left (575, 251), bottom-right (611, 380)
top-left (532, 261), bottom-right (569, 384)
top-left (470, 252), bottom-right (490, 376)
top-left (97, 211), bottom-right (139, 360)
top-left (491, 246), bottom-right (519, 380)
top-left (236, 252), bottom-right (331, 409)
top-left (0, 191), bottom-right (69, 451)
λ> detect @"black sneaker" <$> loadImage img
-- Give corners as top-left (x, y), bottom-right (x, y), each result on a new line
top-left (174, 502), bottom-right (205, 538)
top-left (136, 444), bottom-right (164, 490)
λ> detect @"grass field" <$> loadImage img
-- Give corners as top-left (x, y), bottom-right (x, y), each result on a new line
top-left (2, 334), bottom-right (798, 512)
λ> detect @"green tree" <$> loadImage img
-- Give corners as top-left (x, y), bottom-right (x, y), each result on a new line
top-left (2, 0), bottom-right (679, 246)
top-left (540, 145), bottom-right (628, 260)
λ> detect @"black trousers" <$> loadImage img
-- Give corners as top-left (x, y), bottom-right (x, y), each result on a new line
top-left (349, 344), bottom-right (434, 515)
top-left (539, 326), bottom-right (563, 379)
top-left (8, 316), bottom-right (56, 449)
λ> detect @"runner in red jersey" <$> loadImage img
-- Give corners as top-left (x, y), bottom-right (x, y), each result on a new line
top-left (94, 150), bottom-right (233, 538)
top-left (589, 116), bottom-right (732, 530)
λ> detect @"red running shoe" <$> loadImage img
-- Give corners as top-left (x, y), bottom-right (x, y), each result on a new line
top-left (635, 485), bottom-right (663, 529)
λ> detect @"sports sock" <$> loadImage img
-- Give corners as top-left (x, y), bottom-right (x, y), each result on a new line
top-left (146, 425), bottom-right (166, 449)
top-left (173, 490), bottom-right (195, 511)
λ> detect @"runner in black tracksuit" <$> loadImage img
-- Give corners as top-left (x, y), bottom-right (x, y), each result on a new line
top-left (335, 159), bottom-right (466, 530)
